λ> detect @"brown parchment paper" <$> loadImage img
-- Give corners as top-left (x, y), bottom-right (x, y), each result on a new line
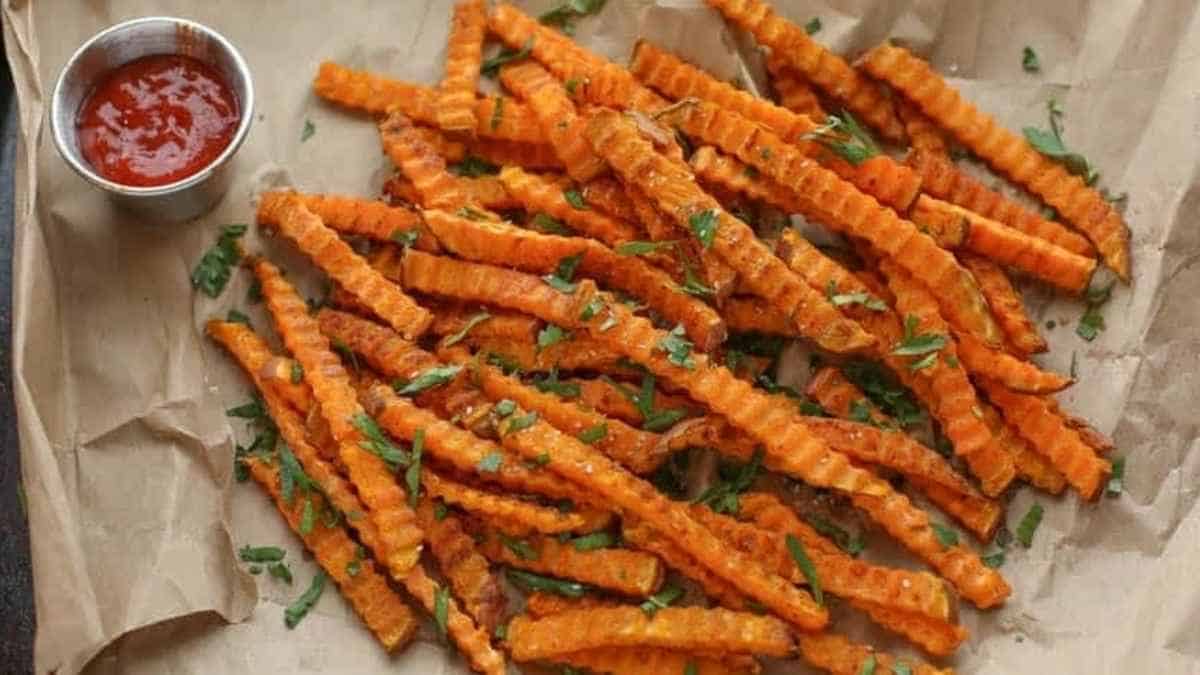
top-left (6, 0), bottom-right (1200, 672)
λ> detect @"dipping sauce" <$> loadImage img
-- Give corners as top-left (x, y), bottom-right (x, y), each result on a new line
top-left (76, 54), bottom-right (239, 187)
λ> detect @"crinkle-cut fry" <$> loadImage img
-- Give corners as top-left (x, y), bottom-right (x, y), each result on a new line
top-left (477, 530), bottom-right (663, 597)
top-left (625, 182), bottom-right (739, 301)
top-left (581, 176), bottom-right (637, 222)
top-left (379, 111), bottom-right (476, 210)
top-left (410, 125), bottom-right (469, 162)
top-left (400, 251), bottom-right (886, 500)
top-left (978, 381), bottom-right (1111, 499)
top-left (693, 501), bottom-right (954, 623)
top-left (879, 258), bottom-right (1017, 496)
top-left (507, 606), bottom-right (794, 660)
top-left (461, 175), bottom-right (521, 210)
top-left (253, 258), bottom-right (424, 577)
top-left (861, 44), bottom-right (1129, 280)
top-left (474, 375), bottom-right (828, 630)
top-left (1056, 405), bottom-right (1116, 456)
top-left (910, 195), bottom-right (1097, 293)
top-left (422, 468), bottom-right (585, 535)
top-left (258, 197), bottom-right (432, 340)
top-left (719, 297), bottom-right (800, 336)
top-left (497, 166), bottom-right (639, 246)
top-left (499, 61), bottom-right (606, 182)
top-left (798, 632), bottom-right (954, 675)
top-left (316, 307), bottom-right (440, 378)
top-left (416, 500), bottom-right (505, 633)
top-left (205, 320), bottom-right (312, 413)
top-left (897, 101), bottom-right (948, 155)
top-left (559, 647), bottom-right (761, 675)
top-left (977, 400), bottom-right (1067, 494)
top-left (259, 190), bottom-right (439, 252)
top-left (906, 149), bottom-right (1095, 258)
top-left (471, 94), bottom-right (546, 144)
top-left (438, 346), bottom-right (675, 475)
top-left (422, 208), bottom-right (726, 351)
top-left (956, 331), bottom-right (1072, 394)
top-left (656, 102), bottom-right (1003, 348)
top-left (910, 477), bottom-right (1004, 543)
top-left (585, 111), bottom-right (875, 354)
top-left (244, 459), bottom-right (419, 651)
top-left (630, 41), bottom-right (920, 211)
top-left (523, 592), bottom-right (618, 618)
top-left (705, 0), bottom-right (905, 142)
top-left (960, 255), bottom-right (1046, 355)
top-left (765, 56), bottom-right (826, 121)
top-left (429, 305), bottom-right (541, 345)
top-left (403, 564), bottom-right (507, 675)
top-left (621, 520), bottom-right (754, 611)
top-left (465, 137), bottom-right (563, 170)
top-left (382, 174), bottom-right (424, 206)
top-left (435, 0), bottom-right (487, 134)
top-left (569, 377), bottom-right (698, 426)
top-left (854, 601), bottom-right (968, 657)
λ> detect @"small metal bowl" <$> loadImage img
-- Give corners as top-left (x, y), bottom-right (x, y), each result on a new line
top-left (49, 17), bottom-right (254, 223)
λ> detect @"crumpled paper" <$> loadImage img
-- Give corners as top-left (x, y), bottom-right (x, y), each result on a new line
top-left (5, 0), bottom-right (1199, 672)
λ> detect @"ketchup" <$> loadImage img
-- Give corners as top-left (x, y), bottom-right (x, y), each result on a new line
top-left (76, 54), bottom-right (240, 187)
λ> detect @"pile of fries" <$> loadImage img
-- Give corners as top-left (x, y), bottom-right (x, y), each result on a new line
top-left (205, 1), bottom-right (1127, 673)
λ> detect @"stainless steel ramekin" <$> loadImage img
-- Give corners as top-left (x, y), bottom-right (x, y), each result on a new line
top-left (49, 17), bottom-right (254, 223)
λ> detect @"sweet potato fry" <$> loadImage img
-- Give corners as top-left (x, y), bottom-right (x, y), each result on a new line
top-left (977, 381), bottom-right (1111, 499)
top-left (379, 112), bottom-right (479, 211)
top-left (861, 43), bottom-right (1129, 279)
top-left (798, 632), bottom-right (952, 675)
top-left (765, 56), bottom-right (826, 121)
top-left (897, 101), bottom-right (948, 155)
top-left (464, 137), bottom-right (563, 170)
top-left (313, 61), bottom-right (544, 143)
top-left (960, 254), bottom-right (1046, 355)
top-left (421, 208), bottom-right (726, 351)
top-left (977, 400), bottom-right (1067, 494)
top-left (382, 173), bottom-right (424, 206)
top-left (477, 529), bottom-right (663, 597)
top-left (879, 258), bottom-right (1016, 496)
top-left (423, 468), bottom-right (586, 535)
top-left (459, 335), bottom-right (628, 376)
top-left (584, 111), bottom-right (876, 354)
top-left (906, 148), bottom-right (1096, 257)
top-left (259, 190), bottom-right (439, 252)
top-left (705, 0), bottom-right (905, 142)
top-left (653, 102), bottom-right (1002, 347)
top-left (435, 0), bottom-right (487, 134)
top-left (621, 519), bottom-right (754, 612)
top-left (909, 195), bottom-right (1097, 293)
top-left (956, 331), bottom-right (1072, 393)
top-left (497, 166), bottom-right (639, 246)
top-left (403, 563), bottom-right (508, 675)
top-left (205, 320), bottom-right (312, 413)
top-left (258, 198), bottom-right (433, 339)
top-left (415, 500), bottom-right (505, 633)
top-left (558, 648), bottom-right (760, 675)
top-left (581, 176), bottom-right (637, 222)
top-left (718, 297), bottom-right (797, 336)
top-left (499, 61), bottom-right (606, 182)
top-left (507, 606), bottom-right (794, 660)
top-left (437, 345), bottom-right (677, 475)
top-left (523, 592), bottom-right (617, 618)
top-left (630, 41), bottom-right (921, 211)
top-left (253, 258), bottom-right (425, 577)
top-left (244, 458), bottom-right (419, 651)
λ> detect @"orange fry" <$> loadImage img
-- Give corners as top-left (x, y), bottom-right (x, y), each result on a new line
top-left (507, 606), bottom-right (794, 660)
top-left (720, 297), bottom-right (797, 336)
top-left (497, 166), bottom-right (640, 246)
top-left (897, 101), bottom-right (948, 155)
top-left (977, 400), bottom-right (1068, 494)
top-left (705, 0), bottom-right (905, 142)
top-left (523, 592), bottom-right (617, 618)
top-left (205, 320), bottom-right (312, 413)
top-left (861, 43), bottom-right (1129, 279)
top-left (879, 258), bottom-right (1016, 496)
top-left (766, 56), bottom-right (826, 121)
top-left (621, 519), bottom-right (754, 612)
top-left (906, 149), bottom-right (1096, 257)
top-left (259, 190), bottom-right (439, 252)
top-left (435, 0), bottom-right (488, 134)
top-left (956, 331), bottom-right (1072, 393)
top-left (654, 102), bottom-right (1002, 347)
top-left (415, 500), bottom-right (505, 633)
top-left (423, 468), bottom-right (586, 535)
top-left (422, 209), bottom-right (726, 351)
top-left (382, 173), bottom-right (424, 206)
top-left (464, 137), bottom-right (563, 170)
top-left (978, 381), bottom-right (1111, 499)
top-left (244, 458), bottom-right (420, 651)
top-left (581, 176), bottom-right (637, 222)
top-left (478, 530), bottom-right (664, 597)
top-left (584, 110), bottom-right (876, 354)
top-left (909, 195), bottom-right (1096, 293)
top-left (499, 61), bottom-right (606, 182)
top-left (557, 647), bottom-right (760, 675)
top-left (630, 41), bottom-right (920, 211)
top-left (257, 198), bottom-right (432, 339)
top-left (960, 255), bottom-right (1047, 355)
top-left (379, 111), bottom-right (477, 210)
top-left (798, 632), bottom-right (952, 675)
top-left (457, 334), bottom-right (627, 376)
top-left (403, 564), bottom-right (508, 675)
top-left (253, 258), bottom-right (424, 577)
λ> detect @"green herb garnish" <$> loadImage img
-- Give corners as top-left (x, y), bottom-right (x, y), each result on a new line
top-left (639, 585), bottom-right (683, 617)
top-left (825, 280), bottom-right (887, 311)
top-left (405, 429), bottom-right (425, 508)
top-left (804, 515), bottom-right (865, 556)
top-left (695, 449), bottom-right (763, 515)
top-left (1023, 99), bottom-right (1098, 185)
top-left (530, 212), bottom-right (570, 235)
top-left (448, 155), bottom-right (500, 178)
top-left (504, 411), bottom-right (540, 436)
top-left (433, 584), bottom-right (450, 638)
top-left (352, 414), bottom-right (409, 470)
top-left (1106, 456), bottom-right (1126, 497)
top-left (532, 367), bottom-right (581, 398)
top-left (395, 365), bottom-right (463, 396)
top-left (805, 17), bottom-right (822, 35)
top-left (477, 451), bottom-right (504, 473)
top-left (1022, 46), bottom-right (1041, 72)
top-left (577, 423), bottom-right (607, 444)
top-left (571, 531), bottom-right (616, 551)
top-left (931, 523), bottom-right (960, 548)
top-left (506, 569), bottom-right (588, 597)
top-left (239, 545), bottom-right (286, 563)
top-left (539, 0), bottom-right (606, 35)
top-left (536, 324), bottom-right (571, 352)
top-left (191, 223), bottom-right (247, 297)
top-left (656, 324), bottom-right (696, 369)
top-left (284, 570), bottom-right (327, 628)
top-left (688, 209), bottom-right (719, 248)
top-left (616, 240), bottom-right (676, 256)
top-left (500, 534), bottom-right (540, 560)
top-left (786, 533), bottom-right (823, 605)
top-left (801, 110), bottom-right (881, 166)
top-left (1077, 280), bottom-right (1114, 341)
top-left (563, 188), bottom-right (589, 210)
top-left (481, 39), bottom-right (534, 78)
top-left (1016, 503), bottom-right (1044, 547)
top-left (442, 312), bottom-right (491, 348)
top-left (543, 252), bottom-right (585, 293)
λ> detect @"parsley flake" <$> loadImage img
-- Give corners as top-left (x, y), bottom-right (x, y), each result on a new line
top-left (268, 561), bottom-right (293, 584)
top-left (1023, 99), bottom-right (1099, 185)
top-left (932, 523), bottom-right (960, 548)
top-left (504, 411), bottom-right (540, 436)
top-left (284, 570), bottom-right (327, 628)
top-left (616, 240), bottom-right (676, 256)
top-left (577, 423), bottom-right (607, 444)
top-left (405, 429), bottom-right (424, 508)
top-left (301, 119), bottom-right (316, 142)
top-left (893, 315), bottom-right (947, 356)
top-left (190, 223), bottom-right (248, 297)
top-left (695, 449), bottom-right (763, 515)
top-left (536, 324), bottom-right (572, 352)
top-left (801, 111), bottom-right (881, 166)
top-left (1022, 46), bottom-right (1041, 72)
top-left (639, 585), bottom-right (683, 617)
top-left (530, 212), bottom-right (570, 235)
top-left (433, 584), bottom-right (451, 638)
top-left (533, 367), bottom-right (581, 398)
top-left (688, 209), bottom-right (719, 248)
top-left (805, 17), bottom-right (822, 35)
top-left (395, 365), bottom-right (462, 396)
top-left (506, 569), bottom-right (588, 597)
top-left (543, 252), bottom-right (585, 293)
top-left (481, 39), bottom-right (533, 78)
top-left (239, 545), bottom-right (286, 563)
top-left (571, 531), bottom-right (615, 551)
top-left (858, 654), bottom-right (877, 675)
top-left (1016, 503), bottom-right (1044, 547)
top-left (448, 155), bottom-right (500, 178)
top-left (352, 414), bottom-right (409, 470)
top-left (805, 515), bottom-right (865, 556)
top-left (490, 96), bottom-right (505, 131)
top-left (656, 324), bottom-right (696, 369)
top-left (563, 188), bottom-right (589, 210)
top-left (982, 550), bottom-right (1006, 568)
top-left (1106, 456), bottom-right (1126, 497)
top-left (477, 451), bottom-right (504, 473)
top-left (826, 280), bottom-right (887, 311)
top-left (786, 533), bottom-right (823, 605)
top-left (500, 534), bottom-right (540, 560)
top-left (493, 399), bottom-right (517, 418)
top-left (539, 0), bottom-right (606, 35)
top-left (1077, 280), bottom-right (1114, 341)
top-left (443, 312), bottom-right (492, 347)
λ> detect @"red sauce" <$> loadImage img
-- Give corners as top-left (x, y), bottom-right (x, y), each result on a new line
top-left (76, 54), bottom-right (240, 187)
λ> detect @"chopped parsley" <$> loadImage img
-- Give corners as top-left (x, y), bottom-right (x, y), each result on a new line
top-left (351, 413), bottom-right (409, 470)
top-left (805, 17), bottom-right (822, 35)
top-left (477, 451), bottom-right (504, 472)
top-left (485, 351), bottom-right (523, 375)
top-left (1016, 503), bottom-right (1044, 547)
top-left (676, 264), bottom-right (715, 298)
top-left (605, 373), bottom-right (688, 432)
top-left (563, 188), bottom-right (589, 210)
top-left (395, 364), bottom-right (462, 396)
top-left (639, 585), bottom-right (683, 617)
top-left (579, 296), bottom-right (605, 321)
top-left (433, 501), bottom-right (450, 521)
top-left (190, 223), bottom-right (248, 297)
top-left (481, 39), bottom-right (533, 78)
top-left (858, 654), bottom-right (877, 675)
top-left (530, 212), bottom-right (570, 235)
top-left (268, 561), bottom-right (293, 584)
top-left (786, 533), bottom-right (823, 605)
top-left (571, 531), bottom-right (616, 551)
top-left (564, 78), bottom-right (583, 96)
top-left (443, 312), bottom-right (492, 347)
top-left (848, 399), bottom-right (892, 430)
top-left (526, 452), bottom-right (551, 469)
top-left (290, 361), bottom-right (304, 384)
top-left (931, 523), bottom-right (960, 548)
top-left (841, 361), bottom-right (925, 428)
top-left (893, 662), bottom-right (913, 675)
top-left (490, 96), bottom-right (506, 131)
top-left (331, 338), bottom-right (360, 375)
top-left (246, 279), bottom-right (262, 304)
top-left (506, 569), bottom-right (589, 597)
top-left (391, 228), bottom-right (420, 248)
top-left (448, 155), bottom-right (500, 178)
top-left (893, 314), bottom-right (947, 356)
top-left (433, 584), bottom-right (451, 638)
top-left (804, 515), bottom-right (865, 556)
top-left (1106, 456), bottom-right (1126, 497)
top-left (532, 367), bottom-right (581, 398)
top-left (656, 324), bottom-right (696, 369)
top-left (543, 252), bottom-right (585, 293)
top-left (982, 550), bottom-right (1006, 568)
top-left (536, 324), bottom-right (571, 352)
top-left (239, 545), bottom-right (286, 563)
top-left (226, 309), bottom-right (251, 326)
top-left (500, 534), bottom-right (540, 560)
top-left (539, 0), bottom-right (607, 35)
top-left (493, 399), bottom-right (517, 418)
top-left (504, 411), bottom-right (540, 436)
top-left (1077, 280), bottom-right (1114, 341)
top-left (688, 209), bottom-right (719, 248)
top-left (616, 240), bottom-right (676, 256)
top-left (300, 119), bottom-right (316, 142)
top-left (1022, 46), bottom-right (1041, 73)
top-left (801, 110), bottom-right (880, 166)
top-left (695, 449), bottom-right (763, 515)
top-left (405, 429), bottom-right (425, 508)
top-left (825, 280), bottom-right (887, 311)
top-left (298, 498), bottom-right (316, 535)
top-left (577, 423), bottom-right (607, 444)
top-left (284, 570), bottom-right (327, 628)
top-left (1023, 99), bottom-right (1098, 185)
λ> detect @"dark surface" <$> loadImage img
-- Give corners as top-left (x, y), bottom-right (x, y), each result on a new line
top-left (0, 26), bottom-right (37, 675)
